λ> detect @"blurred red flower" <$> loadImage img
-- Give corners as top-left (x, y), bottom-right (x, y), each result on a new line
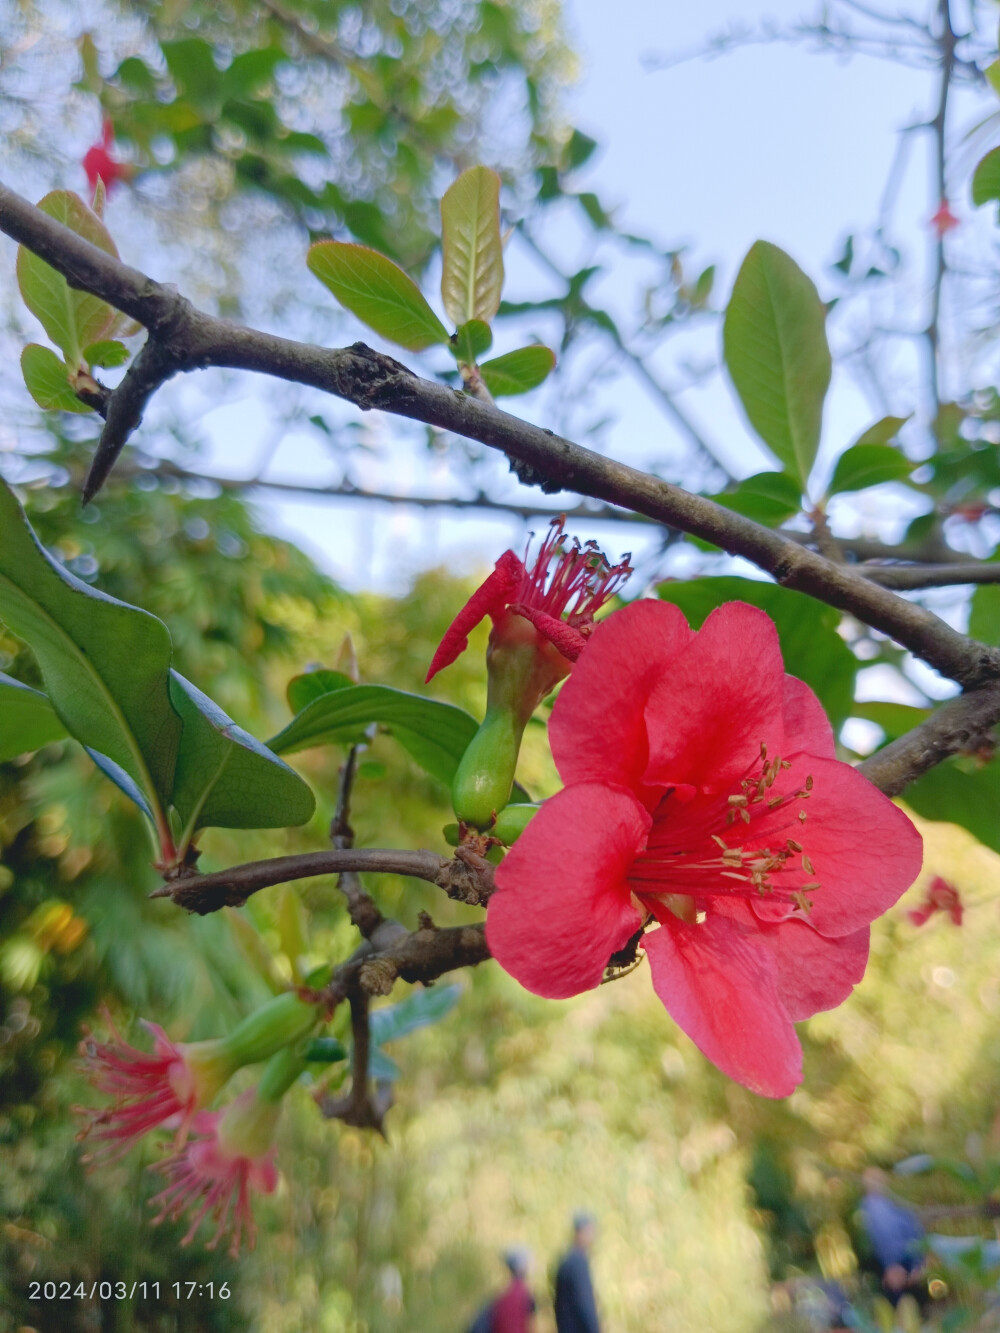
top-left (83, 119), bottom-right (132, 193)
top-left (930, 198), bottom-right (960, 236)
top-left (908, 875), bottom-right (963, 927)
top-left (486, 601), bottom-right (923, 1098)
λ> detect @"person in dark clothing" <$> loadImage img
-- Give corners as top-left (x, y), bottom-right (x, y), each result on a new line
top-left (554, 1213), bottom-right (600, 1333)
top-left (859, 1167), bottom-right (926, 1306)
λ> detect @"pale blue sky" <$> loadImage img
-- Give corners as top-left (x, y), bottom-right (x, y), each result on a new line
top-left (246, 0), bottom-right (994, 599)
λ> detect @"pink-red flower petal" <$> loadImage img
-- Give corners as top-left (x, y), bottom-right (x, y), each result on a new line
top-left (750, 757), bottom-right (921, 937)
top-left (783, 675), bottom-right (836, 759)
top-left (507, 601), bottom-right (588, 661)
top-left (549, 599), bottom-right (695, 793)
top-left (642, 913), bottom-right (803, 1098)
top-left (643, 603), bottom-right (788, 793)
top-left (426, 550), bottom-right (524, 682)
top-left (488, 784), bottom-right (648, 999)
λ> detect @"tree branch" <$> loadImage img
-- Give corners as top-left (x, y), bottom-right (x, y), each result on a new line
top-left (150, 847), bottom-right (496, 915)
top-left (2, 179), bottom-right (998, 689)
top-left (858, 681), bottom-right (1000, 796)
top-left (858, 562), bottom-right (1000, 590)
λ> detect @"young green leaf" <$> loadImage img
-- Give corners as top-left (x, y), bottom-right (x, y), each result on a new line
top-left (307, 241), bottom-right (448, 350)
top-left (267, 683), bottom-right (480, 789)
top-left (479, 345), bottom-right (556, 397)
top-left (723, 240), bottom-right (832, 488)
top-left (168, 672), bottom-right (315, 842)
top-left (827, 443), bottom-right (914, 496)
top-left (20, 345), bottom-right (91, 414)
top-left (440, 166), bottom-right (504, 326)
top-left (0, 674), bottom-right (68, 761)
top-left (852, 415), bottom-right (909, 447)
top-left (16, 191), bottom-right (122, 368)
top-left (972, 147), bottom-right (1000, 210)
top-left (657, 575), bottom-right (856, 727)
top-left (0, 477), bottom-right (179, 828)
top-left (450, 319), bottom-right (493, 365)
top-left (709, 470), bottom-right (802, 527)
top-left (286, 668), bottom-right (355, 714)
top-left (83, 339), bottom-right (130, 369)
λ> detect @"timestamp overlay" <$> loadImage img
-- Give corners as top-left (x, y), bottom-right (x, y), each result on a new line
top-left (27, 1279), bottom-right (233, 1302)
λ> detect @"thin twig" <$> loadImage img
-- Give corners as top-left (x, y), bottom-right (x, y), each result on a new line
top-left (151, 847), bottom-right (496, 915)
top-left (857, 562), bottom-right (1000, 589)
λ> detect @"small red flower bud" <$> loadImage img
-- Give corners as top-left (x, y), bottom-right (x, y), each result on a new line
top-left (907, 875), bottom-right (963, 927)
top-left (83, 118), bottom-right (133, 193)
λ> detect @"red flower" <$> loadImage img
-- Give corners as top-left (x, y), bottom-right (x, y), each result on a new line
top-left (426, 518), bottom-right (632, 689)
top-left (930, 199), bottom-right (959, 237)
top-left (486, 601), bottom-right (922, 1098)
top-left (908, 875), bottom-right (963, 927)
top-left (149, 1095), bottom-right (279, 1257)
top-left (77, 1013), bottom-right (234, 1159)
top-left (83, 119), bottom-right (132, 193)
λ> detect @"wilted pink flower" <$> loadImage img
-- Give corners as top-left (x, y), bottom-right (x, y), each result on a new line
top-left (77, 1014), bottom-right (234, 1159)
top-left (908, 875), bottom-right (963, 927)
top-left (150, 1093), bottom-right (280, 1256)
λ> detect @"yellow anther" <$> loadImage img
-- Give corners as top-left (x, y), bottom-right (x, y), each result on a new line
top-left (787, 839), bottom-right (803, 853)
top-left (802, 854), bottom-right (815, 875)
top-left (728, 794), bottom-right (748, 807)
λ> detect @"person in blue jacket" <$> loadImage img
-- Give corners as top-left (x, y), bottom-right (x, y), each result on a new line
top-left (859, 1167), bottom-right (926, 1305)
top-left (554, 1213), bottom-right (601, 1333)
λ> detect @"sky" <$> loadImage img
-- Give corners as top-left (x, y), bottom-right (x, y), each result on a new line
top-left (241, 0), bottom-right (993, 601)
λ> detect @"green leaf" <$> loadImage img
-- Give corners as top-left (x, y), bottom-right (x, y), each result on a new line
top-left (307, 241), bottom-right (449, 351)
top-left (83, 339), bottom-right (129, 369)
top-left (853, 414), bottom-right (909, 447)
top-left (286, 668), bottom-right (355, 714)
top-left (450, 319), bottom-right (493, 365)
top-left (20, 345), bottom-right (90, 414)
top-left (368, 1048), bottom-right (402, 1081)
top-left (827, 443), bottom-right (914, 496)
top-left (723, 240), bottom-right (832, 488)
top-left (440, 166), bottom-right (504, 326)
top-left (162, 38), bottom-right (221, 108)
top-left (903, 755), bottom-right (1000, 855)
top-left (168, 672), bottom-right (315, 839)
top-left (0, 674), bottom-right (68, 761)
top-left (0, 477), bottom-right (179, 826)
top-left (850, 701), bottom-right (932, 744)
top-left (370, 984), bottom-right (462, 1046)
top-left (16, 191), bottom-right (121, 368)
top-left (656, 576), bottom-right (857, 727)
top-left (710, 470), bottom-right (802, 527)
top-left (969, 582), bottom-right (1000, 647)
top-left (479, 345), bottom-right (556, 397)
top-left (972, 147), bottom-right (1000, 208)
top-left (267, 683), bottom-right (480, 788)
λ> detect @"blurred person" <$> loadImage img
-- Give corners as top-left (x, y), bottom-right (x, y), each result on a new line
top-left (466, 1248), bottom-right (536, 1333)
top-left (859, 1167), bottom-right (926, 1306)
top-left (554, 1213), bottom-right (600, 1333)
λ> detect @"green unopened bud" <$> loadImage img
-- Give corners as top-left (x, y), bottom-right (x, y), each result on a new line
top-left (492, 803), bottom-right (539, 846)
top-left (452, 705), bottom-right (521, 829)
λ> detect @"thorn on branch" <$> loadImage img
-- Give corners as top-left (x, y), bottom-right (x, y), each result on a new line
top-left (83, 335), bottom-right (189, 503)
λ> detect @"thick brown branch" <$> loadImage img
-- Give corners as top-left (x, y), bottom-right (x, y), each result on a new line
top-left (151, 847), bottom-right (495, 915)
top-left (858, 682), bottom-right (1000, 796)
top-left (1, 180), bottom-right (997, 688)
